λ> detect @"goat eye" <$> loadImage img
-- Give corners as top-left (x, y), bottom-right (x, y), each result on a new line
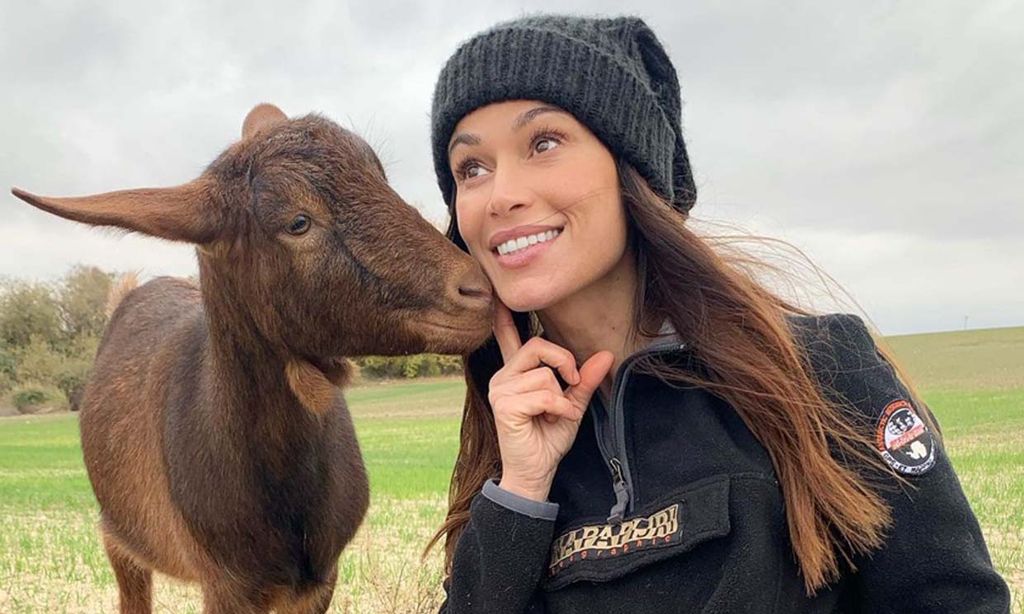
top-left (287, 214), bottom-right (311, 235)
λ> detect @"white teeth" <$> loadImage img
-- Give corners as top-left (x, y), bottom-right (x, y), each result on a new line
top-left (496, 228), bottom-right (561, 256)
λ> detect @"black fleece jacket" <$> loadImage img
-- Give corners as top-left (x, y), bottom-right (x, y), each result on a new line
top-left (438, 313), bottom-right (1011, 613)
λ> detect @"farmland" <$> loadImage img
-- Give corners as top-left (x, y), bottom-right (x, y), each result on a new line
top-left (1, 326), bottom-right (1021, 612)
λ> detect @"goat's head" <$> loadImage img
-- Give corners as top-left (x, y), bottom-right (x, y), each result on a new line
top-left (12, 103), bottom-right (493, 368)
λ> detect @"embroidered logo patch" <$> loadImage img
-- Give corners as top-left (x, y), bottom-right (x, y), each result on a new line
top-left (548, 503), bottom-right (682, 576)
top-left (875, 399), bottom-right (935, 475)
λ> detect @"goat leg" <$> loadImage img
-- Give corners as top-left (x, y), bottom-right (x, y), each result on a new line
top-left (103, 532), bottom-right (153, 614)
top-left (276, 565), bottom-right (339, 614)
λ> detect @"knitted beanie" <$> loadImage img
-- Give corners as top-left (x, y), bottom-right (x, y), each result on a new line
top-left (431, 14), bottom-right (697, 215)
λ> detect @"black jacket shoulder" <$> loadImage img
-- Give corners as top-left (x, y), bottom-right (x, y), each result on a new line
top-left (788, 312), bottom-right (940, 437)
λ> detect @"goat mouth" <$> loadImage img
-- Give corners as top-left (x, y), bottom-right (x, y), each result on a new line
top-left (419, 319), bottom-right (488, 335)
top-left (417, 317), bottom-right (492, 349)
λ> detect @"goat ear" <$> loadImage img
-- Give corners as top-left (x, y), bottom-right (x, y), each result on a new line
top-left (242, 103), bottom-right (287, 140)
top-left (10, 179), bottom-right (217, 244)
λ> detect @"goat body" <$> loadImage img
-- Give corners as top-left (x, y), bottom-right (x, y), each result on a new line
top-left (12, 104), bottom-right (492, 613)
top-left (87, 277), bottom-right (366, 608)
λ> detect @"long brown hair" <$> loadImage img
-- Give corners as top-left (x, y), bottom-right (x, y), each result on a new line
top-left (426, 159), bottom-right (933, 595)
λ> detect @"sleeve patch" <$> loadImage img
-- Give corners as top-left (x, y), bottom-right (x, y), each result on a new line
top-left (875, 399), bottom-right (936, 475)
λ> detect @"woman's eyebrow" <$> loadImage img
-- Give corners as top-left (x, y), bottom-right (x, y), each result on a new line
top-left (511, 105), bottom-right (566, 131)
top-left (448, 133), bottom-right (480, 157)
top-left (448, 105), bottom-right (568, 157)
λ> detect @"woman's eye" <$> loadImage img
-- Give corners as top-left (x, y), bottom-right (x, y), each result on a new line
top-left (456, 161), bottom-right (488, 181)
top-left (535, 137), bottom-right (559, 153)
top-left (287, 214), bottom-right (311, 235)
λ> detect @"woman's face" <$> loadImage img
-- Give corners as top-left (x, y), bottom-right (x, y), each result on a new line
top-left (449, 100), bottom-right (629, 313)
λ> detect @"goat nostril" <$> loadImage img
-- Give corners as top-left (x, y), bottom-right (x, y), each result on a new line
top-left (453, 266), bottom-right (492, 309)
top-left (458, 284), bottom-right (492, 302)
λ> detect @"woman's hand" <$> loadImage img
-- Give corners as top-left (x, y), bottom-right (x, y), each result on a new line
top-left (488, 299), bottom-right (614, 503)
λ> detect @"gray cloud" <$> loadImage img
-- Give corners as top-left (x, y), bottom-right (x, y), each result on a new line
top-left (1, 0), bottom-right (1020, 334)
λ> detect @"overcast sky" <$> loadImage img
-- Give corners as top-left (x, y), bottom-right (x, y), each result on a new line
top-left (1, 0), bottom-right (1020, 335)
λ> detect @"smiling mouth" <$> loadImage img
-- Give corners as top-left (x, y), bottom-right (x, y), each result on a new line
top-left (493, 227), bottom-right (563, 256)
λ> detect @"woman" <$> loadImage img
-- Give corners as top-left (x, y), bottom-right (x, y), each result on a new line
top-left (425, 14), bottom-right (1010, 613)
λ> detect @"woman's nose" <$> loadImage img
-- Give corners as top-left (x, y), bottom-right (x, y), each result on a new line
top-left (486, 163), bottom-right (533, 217)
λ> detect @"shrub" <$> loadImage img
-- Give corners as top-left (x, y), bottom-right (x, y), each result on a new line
top-left (13, 336), bottom-right (64, 385)
top-left (352, 354), bottom-right (464, 380)
top-left (0, 280), bottom-right (62, 349)
top-left (10, 383), bottom-right (66, 414)
top-left (0, 346), bottom-right (15, 394)
top-left (58, 265), bottom-right (115, 341)
top-left (55, 355), bottom-right (92, 404)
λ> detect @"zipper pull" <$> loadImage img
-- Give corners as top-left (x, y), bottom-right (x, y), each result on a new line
top-left (606, 457), bottom-right (630, 524)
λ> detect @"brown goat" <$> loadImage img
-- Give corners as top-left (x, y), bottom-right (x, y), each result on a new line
top-left (10, 104), bottom-right (492, 613)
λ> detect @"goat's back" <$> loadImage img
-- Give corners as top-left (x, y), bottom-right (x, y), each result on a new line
top-left (80, 276), bottom-right (208, 578)
top-left (89, 276), bottom-right (204, 413)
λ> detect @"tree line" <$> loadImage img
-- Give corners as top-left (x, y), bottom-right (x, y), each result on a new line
top-left (0, 265), bottom-right (464, 414)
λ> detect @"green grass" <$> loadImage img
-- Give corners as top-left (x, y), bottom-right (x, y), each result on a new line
top-left (0, 329), bottom-right (1022, 612)
top-left (882, 328), bottom-right (1024, 612)
top-left (883, 325), bottom-right (1024, 392)
top-left (0, 378), bottom-right (469, 613)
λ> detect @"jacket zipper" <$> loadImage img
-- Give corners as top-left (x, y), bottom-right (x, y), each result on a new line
top-left (593, 338), bottom-right (687, 524)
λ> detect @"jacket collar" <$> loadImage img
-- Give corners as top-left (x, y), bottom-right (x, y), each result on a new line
top-left (648, 317), bottom-right (682, 348)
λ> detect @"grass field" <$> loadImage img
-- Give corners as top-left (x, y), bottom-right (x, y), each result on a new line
top-left (1, 327), bottom-right (1021, 612)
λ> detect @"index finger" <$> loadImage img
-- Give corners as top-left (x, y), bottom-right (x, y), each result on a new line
top-left (492, 297), bottom-right (523, 363)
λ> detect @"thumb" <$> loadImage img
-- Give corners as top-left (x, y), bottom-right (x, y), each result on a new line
top-left (566, 350), bottom-right (615, 409)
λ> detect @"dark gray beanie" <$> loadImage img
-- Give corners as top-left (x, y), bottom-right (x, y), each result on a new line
top-left (431, 14), bottom-right (697, 215)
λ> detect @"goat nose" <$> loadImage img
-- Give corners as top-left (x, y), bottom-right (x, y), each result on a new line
top-left (451, 266), bottom-right (492, 312)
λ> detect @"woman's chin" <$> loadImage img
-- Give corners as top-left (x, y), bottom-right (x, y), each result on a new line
top-left (497, 286), bottom-right (559, 314)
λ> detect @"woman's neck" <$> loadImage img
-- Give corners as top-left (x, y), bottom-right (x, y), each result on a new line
top-left (536, 248), bottom-right (651, 398)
